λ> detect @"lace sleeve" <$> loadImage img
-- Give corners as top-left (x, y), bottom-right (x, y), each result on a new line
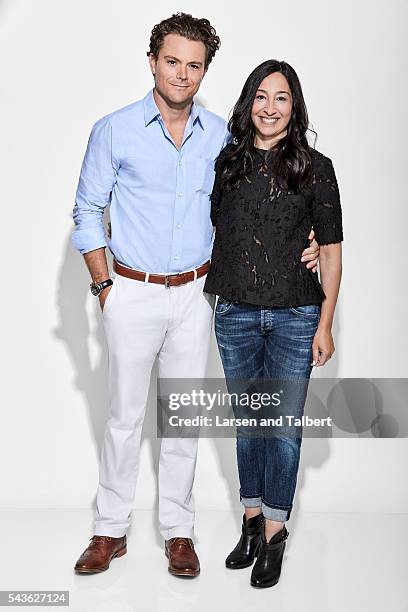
top-left (311, 155), bottom-right (344, 246)
top-left (210, 157), bottom-right (224, 227)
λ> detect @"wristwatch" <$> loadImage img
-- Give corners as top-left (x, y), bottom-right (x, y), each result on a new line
top-left (90, 278), bottom-right (113, 297)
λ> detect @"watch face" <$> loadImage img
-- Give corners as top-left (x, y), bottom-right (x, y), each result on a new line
top-left (90, 283), bottom-right (100, 296)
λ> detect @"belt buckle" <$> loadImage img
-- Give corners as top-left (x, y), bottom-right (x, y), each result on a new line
top-left (164, 273), bottom-right (179, 288)
top-left (164, 272), bottom-right (187, 288)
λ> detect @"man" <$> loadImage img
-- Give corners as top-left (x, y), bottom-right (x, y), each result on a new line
top-left (72, 13), bottom-right (319, 577)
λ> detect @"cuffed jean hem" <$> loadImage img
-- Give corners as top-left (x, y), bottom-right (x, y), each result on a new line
top-left (240, 494), bottom-right (262, 508)
top-left (261, 503), bottom-right (290, 522)
top-left (240, 495), bottom-right (291, 522)
top-left (161, 526), bottom-right (195, 541)
top-left (93, 527), bottom-right (127, 538)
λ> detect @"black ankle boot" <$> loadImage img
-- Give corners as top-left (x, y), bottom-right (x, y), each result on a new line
top-left (225, 513), bottom-right (265, 569)
top-left (250, 526), bottom-right (289, 588)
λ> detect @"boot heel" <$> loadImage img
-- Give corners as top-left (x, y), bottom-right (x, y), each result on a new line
top-left (115, 546), bottom-right (127, 558)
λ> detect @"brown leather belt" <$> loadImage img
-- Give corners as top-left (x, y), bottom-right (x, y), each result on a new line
top-left (113, 258), bottom-right (210, 288)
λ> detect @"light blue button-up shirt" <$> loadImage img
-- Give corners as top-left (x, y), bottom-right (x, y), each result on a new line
top-left (71, 89), bottom-right (229, 273)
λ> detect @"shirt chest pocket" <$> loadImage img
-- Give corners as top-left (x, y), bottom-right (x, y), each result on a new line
top-left (186, 158), bottom-right (215, 195)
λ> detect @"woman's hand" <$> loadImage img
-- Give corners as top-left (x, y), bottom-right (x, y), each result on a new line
top-left (301, 229), bottom-right (320, 273)
top-left (312, 326), bottom-right (335, 367)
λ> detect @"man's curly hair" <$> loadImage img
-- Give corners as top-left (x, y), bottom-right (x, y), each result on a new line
top-left (147, 13), bottom-right (221, 69)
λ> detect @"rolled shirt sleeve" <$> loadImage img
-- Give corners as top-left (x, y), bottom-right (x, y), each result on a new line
top-left (311, 155), bottom-right (344, 246)
top-left (71, 116), bottom-right (118, 254)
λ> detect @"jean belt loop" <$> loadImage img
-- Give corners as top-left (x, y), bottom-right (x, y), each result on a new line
top-left (193, 269), bottom-right (198, 281)
top-left (144, 272), bottom-right (150, 285)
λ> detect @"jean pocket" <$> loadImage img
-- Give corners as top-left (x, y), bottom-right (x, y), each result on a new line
top-left (215, 296), bottom-right (234, 315)
top-left (289, 304), bottom-right (321, 318)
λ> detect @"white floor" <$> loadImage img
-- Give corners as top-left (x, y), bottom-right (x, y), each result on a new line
top-left (0, 509), bottom-right (406, 612)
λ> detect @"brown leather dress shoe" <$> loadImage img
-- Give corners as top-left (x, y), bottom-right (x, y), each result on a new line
top-left (74, 535), bottom-right (127, 574)
top-left (165, 537), bottom-right (200, 577)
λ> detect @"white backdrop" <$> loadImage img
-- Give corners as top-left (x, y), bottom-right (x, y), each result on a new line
top-left (1, 0), bottom-right (407, 515)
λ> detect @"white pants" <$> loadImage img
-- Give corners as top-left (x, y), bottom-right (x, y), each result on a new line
top-left (94, 269), bottom-right (215, 540)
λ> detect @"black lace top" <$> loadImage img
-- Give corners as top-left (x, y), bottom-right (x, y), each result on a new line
top-left (204, 146), bottom-right (343, 308)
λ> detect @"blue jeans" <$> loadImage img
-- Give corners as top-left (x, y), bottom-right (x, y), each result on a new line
top-left (215, 299), bottom-right (321, 522)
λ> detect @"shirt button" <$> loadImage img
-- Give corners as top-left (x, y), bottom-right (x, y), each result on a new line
top-left (174, 255), bottom-right (180, 260)
top-left (177, 193), bottom-right (184, 197)
top-left (176, 224), bottom-right (182, 229)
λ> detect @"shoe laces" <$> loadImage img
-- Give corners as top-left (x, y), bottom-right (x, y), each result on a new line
top-left (170, 537), bottom-right (192, 551)
top-left (88, 535), bottom-right (112, 548)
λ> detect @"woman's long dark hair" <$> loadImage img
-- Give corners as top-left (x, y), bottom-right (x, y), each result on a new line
top-left (219, 59), bottom-right (316, 193)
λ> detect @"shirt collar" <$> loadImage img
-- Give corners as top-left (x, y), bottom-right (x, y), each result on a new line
top-left (190, 100), bottom-right (204, 129)
top-left (143, 89), bottom-right (204, 129)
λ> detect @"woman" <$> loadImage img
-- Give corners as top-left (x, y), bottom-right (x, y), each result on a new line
top-left (204, 60), bottom-right (343, 588)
